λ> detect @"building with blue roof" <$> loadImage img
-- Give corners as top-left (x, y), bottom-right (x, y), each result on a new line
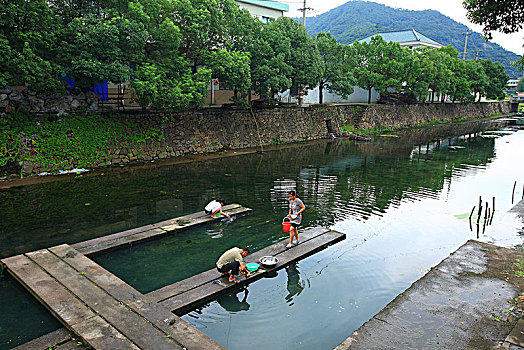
top-left (358, 29), bottom-right (444, 49)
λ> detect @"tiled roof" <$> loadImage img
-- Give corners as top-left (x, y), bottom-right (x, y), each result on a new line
top-left (236, 0), bottom-right (289, 12)
top-left (358, 29), bottom-right (444, 46)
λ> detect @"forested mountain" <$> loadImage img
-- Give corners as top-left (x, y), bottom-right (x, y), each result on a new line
top-left (305, 1), bottom-right (522, 78)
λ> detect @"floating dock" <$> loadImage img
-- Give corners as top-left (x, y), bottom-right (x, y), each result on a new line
top-left (2, 245), bottom-right (224, 350)
top-left (3, 220), bottom-right (345, 349)
top-left (71, 204), bottom-right (251, 256)
top-left (148, 227), bottom-right (345, 314)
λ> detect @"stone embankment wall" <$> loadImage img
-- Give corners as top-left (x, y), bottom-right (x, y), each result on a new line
top-left (13, 101), bottom-right (509, 176)
top-left (0, 87), bottom-right (97, 115)
top-left (344, 101), bottom-right (509, 131)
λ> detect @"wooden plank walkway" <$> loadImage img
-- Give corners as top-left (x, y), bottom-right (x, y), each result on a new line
top-left (147, 227), bottom-right (346, 315)
top-left (1, 245), bottom-right (225, 350)
top-left (71, 204), bottom-right (251, 256)
top-left (6, 226), bottom-right (344, 349)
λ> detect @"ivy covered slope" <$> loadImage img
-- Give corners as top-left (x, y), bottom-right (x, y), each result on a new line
top-left (0, 112), bottom-right (163, 176)
top-left (305, 1), bottom-right (521, 79)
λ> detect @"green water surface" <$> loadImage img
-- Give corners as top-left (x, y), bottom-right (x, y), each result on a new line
top-left (1, 120), bottom-right (523, 349)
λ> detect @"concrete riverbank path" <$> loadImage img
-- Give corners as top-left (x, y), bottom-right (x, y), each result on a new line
top-left (335, 240), bottom-right (524, 349)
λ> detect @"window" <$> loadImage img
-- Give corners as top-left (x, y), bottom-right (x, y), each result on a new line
top-left (261, 16), bottom-right (270, 23)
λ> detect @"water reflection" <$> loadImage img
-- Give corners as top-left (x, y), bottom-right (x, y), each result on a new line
top-left (285, 263), bottom-right (304, 305)
top-left (217, 288), bottom-right (250, 313)
top-left (0, 119), bottom-right (518, 349)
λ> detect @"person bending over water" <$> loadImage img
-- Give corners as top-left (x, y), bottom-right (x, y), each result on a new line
top-left (204, 199), bottom-right (230, 218)
top-left (287, 190), bottom-right (305, 248)
top-left (216, 247), bottom-right (250, 282)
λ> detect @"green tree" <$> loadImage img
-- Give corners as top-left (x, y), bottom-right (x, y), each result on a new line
top-left (209, 49), bottom-right (251, 105)
top-left (518, 77), bottom-right (524, 93)
top-left (352, 39), bottom-right (382, 104)
top-left (0, 0), bottom-right (63, 92)
top-left (127, 0), bottom-right (211, 109)
top-left (352, 36), bottom-right (404, 104)
top-left (463, 0), bottom-right (524, 72)
top-left (463, 0), bottom-right (524, 38)
top-left (404, 48), bottom-right (435, 102)
top-left (481, 59), bottom-right (510, 99)
top-left (249, 19), bottom-right (291, 100)
top-left (373, 40), bottom-right (407, 98)
top-left (274, 17), bottom-right (322, 97)
top-left (419, 48), bottom-right (452, 103)
top-left (314, 32), bottom-right (355, 104)
top-left (466, 59), bottom-right (488, 101)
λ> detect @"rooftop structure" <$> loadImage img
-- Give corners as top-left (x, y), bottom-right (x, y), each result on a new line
top-left (358, 29), bottom-right (445, 49)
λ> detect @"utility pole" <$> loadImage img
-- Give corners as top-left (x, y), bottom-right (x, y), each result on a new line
top-left (463, 29), bottom-right (472, 60)
top-left (475, 48), bottom-right (480, 61)
top-left (299, 0), bottom-right (313, 27)
top-left (302, 0), bottom-right (306, 27)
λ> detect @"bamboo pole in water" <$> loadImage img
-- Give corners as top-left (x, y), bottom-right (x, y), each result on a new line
top-left (469, 206), bottom-right (476, 220)
top-left (476, 196), bottom-right (483, 226)
top-left (489, 197), bottom-right (496, 225)
top-left (469, 206), bottom-right (475, 231)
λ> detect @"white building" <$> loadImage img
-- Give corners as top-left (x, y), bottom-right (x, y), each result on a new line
top-left (507, 79), bottom-right (520, 90)
top-left (235, 0), bottom-right (289, 21)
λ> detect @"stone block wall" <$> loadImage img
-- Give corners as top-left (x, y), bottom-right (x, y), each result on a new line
top-left (87, 101), bottom-right (509, 169)
top-left (353, 102), bottom-right (509, 131)
top-left (0, 87), bottom-right (98, 115)
top-left (11, 101), bottom-right (510, 176)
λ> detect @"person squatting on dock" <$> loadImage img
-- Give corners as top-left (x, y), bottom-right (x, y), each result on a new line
top-left (204, 199), bottom-right (230, 218)
top-left (216, 247), bottom-right (251, 282)
top-left (287, 190), bottom-right (305, 248)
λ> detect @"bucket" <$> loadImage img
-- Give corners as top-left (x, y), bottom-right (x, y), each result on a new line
top-left (282, 217), bottom-right (291, 233)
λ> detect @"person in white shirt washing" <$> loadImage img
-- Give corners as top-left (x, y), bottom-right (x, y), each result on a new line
top-left (204, 199), bottom-right (230, 218)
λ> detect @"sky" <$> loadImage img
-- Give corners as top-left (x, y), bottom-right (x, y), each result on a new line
top-left (284, 0), bottom-right (523, 55)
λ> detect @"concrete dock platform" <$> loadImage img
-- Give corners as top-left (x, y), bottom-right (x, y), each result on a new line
top-left (335, 240), bottom-right (524, 350)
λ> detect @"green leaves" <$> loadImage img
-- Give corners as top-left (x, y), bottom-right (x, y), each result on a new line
top-left (0, 0), bottom-right (511, 108)
top-left (315, 32), bottom-right (355, 103)
top-left (463, 0), bottom-right (524, 39)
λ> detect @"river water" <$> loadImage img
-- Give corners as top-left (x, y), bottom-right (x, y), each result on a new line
top-left (1, 120), bottom-right (523, 349)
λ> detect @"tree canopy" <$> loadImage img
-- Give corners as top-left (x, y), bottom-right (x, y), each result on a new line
top-left (0, 0), bottom-right (512, 109)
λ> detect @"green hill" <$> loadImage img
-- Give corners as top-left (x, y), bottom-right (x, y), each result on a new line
top-left (305, 1), bottom-right (521, 79)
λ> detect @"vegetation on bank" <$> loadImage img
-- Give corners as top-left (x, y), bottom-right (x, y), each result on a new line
top-left (0, 111), bottom-right (163, 176)
top-left (0, 0), bottom-right (510, 109)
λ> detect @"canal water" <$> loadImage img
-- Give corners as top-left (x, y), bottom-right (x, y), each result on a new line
top-left (1, 120), bottom-right (523, 349)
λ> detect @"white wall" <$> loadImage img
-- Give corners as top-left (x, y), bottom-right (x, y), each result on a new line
top-left (236, 1), bottom-right (284, 19)
top-left (278, 86), bottom-right (380, 104)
